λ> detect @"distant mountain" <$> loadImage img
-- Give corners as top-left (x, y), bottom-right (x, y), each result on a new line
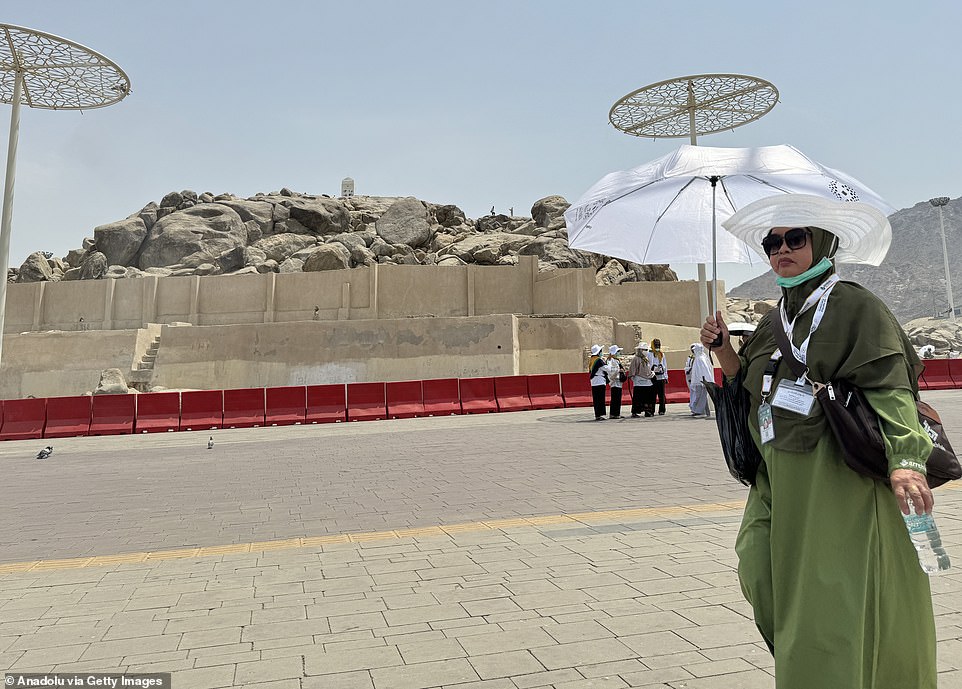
top-left (729, 197), bottom-right (962, 322)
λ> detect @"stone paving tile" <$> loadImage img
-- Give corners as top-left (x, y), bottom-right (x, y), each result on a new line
top-left (304, 645), bottom-right (404, 675)
top-left (169, 665), bottom-right (236, 689)
top-left (395, 638), bottom-right (466, 664)
top-left (457, 628), bottom-right (558, 656)
top-left (553, 676), bottom-right (629, 689)
top-left (468, 649), bottom-right (545, 679)
top-left (301, 670), bottom-right (376, 689)
top-left (529, 638), bottom-right (637, 671)
top-left (574, 658), bottom-right (647, 678)
top-left (370, 658), bottom-right (480, 689)
top-left (383, 603), bottom-right (470, 626)
top-left (509, 668), bottom-right (585, 688)
top-left (234, 655), bottom-right (304, 685)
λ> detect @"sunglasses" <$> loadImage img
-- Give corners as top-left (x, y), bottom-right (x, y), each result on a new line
top-left (761, 227), bottom-right (811, 256)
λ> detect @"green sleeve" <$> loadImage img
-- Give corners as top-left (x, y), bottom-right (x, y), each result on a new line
top-left (862, 388), bottom-right (932, 477)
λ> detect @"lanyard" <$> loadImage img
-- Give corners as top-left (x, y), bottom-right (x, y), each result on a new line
top-left (777, 274), bottom-right (840, 366)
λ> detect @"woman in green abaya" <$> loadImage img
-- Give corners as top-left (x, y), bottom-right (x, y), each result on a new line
top-left (700, 194), bottom-right (938, 689)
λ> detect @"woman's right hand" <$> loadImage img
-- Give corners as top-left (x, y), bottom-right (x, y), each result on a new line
top-left (701, 311), bottom-right (730, 350)
top-left (701, 311), bottom-right (742, 377)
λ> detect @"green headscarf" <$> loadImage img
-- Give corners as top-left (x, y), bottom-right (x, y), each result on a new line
top-left (738, 227), bottom-right (921, 451)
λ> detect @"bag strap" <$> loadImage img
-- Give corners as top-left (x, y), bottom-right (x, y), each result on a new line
top-left (769, 310), bottom-right (808, 380)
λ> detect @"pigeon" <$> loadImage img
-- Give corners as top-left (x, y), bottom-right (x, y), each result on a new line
top-left (207, 436), bottom-right (214, 450)
top-left (36, 445), bottom-right (53, 460)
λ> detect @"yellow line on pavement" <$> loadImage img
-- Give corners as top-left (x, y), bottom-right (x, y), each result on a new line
top-left (6, 484), bottom-right (957, 577)
top-left (0, 499), bottom-right (748, 575)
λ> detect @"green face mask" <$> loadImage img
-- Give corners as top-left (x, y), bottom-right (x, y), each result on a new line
top-left (775, 256), bottom-right (834, 288)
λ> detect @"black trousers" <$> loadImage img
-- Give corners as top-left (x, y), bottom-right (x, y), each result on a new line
top-left (652, 379), bottom-right (667, 414)
top-left (591, 385), bottom-right (606, 419)
top-left (609, 386), bottom-right (623, 418)
top-left (631, 385), bottom-right (655, 416)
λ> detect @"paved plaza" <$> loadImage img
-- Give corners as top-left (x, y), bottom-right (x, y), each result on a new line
top-left (1, 391), bottom-right (961, 688)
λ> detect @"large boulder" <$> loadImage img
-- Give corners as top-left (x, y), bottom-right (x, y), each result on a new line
top-left (278, 257), bottom-right (305, 273)
top-left (138, 205), bottom-right (247, 270)
top-left (442, 233), bottom-right (532, 263)
top-left (475, 214), bottom-right (513, 233)
top-left (328, 233), bottom-right (366, 254)
top-left (94, 368), bottom-right (131, 395)
top-left (431, 204), bottom-right (467, 228)
top-left (375, 197), bottom-right (434, 248)
top-left (93, 217), bottom-right (148, 266)
top-left (302, 244), bottom-right (351, 272)
top-left (531, 195), bottom-right (570, 228)
top-left (286, 198), bottom-right (350, 235)
top-left (624, 263), bottom-right (679, 282)
top-left (517, 237), bottom-right (599, 269)
top-left (64, 247), bottom-right (87, 267)
top-left (214, 199), bottom-right (275, 236)
top-left (159, 191), bottom-right (183, 208)
top-left (17, 252), bottom-right (54, 282)
top-left (79, 251), bottom-right (108, 280)
top-left (596, 259), bottom-right (630, 286)
top-left (216, 246), bottom-right (246, 273)
top-left (252, 233), bottom-right (317, 262)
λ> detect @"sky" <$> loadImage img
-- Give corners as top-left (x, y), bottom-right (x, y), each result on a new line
top-left (1, 0), bottom-right (960, 288)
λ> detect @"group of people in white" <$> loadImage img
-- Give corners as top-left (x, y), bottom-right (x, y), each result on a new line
top-left (588, 338), bottom-right (707, 420)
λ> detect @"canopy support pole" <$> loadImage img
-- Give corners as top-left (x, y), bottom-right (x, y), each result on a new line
top-left (0, 67), bottom-right (23, 366)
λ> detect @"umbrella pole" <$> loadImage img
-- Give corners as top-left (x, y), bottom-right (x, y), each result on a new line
top-left (689, 115), bottom-right (710, 326)
top-left (709, 176), bottom-right (719, 317)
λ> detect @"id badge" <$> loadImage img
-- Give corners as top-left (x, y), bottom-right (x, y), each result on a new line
top-left (770, 379), bottom-right (815, 416)
top-left (758, 402), bottom-right (775, 444)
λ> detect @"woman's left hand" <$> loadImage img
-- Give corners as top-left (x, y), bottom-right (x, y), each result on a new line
top-left (890, 469), bottom-right (934, 515)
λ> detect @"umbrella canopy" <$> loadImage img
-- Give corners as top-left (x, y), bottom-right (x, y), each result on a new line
top-left (565, 144), bottom-right (896, 266)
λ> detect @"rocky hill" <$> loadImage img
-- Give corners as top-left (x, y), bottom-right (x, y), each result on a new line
top-left (11, 191), bottom-right (676, 287)
top-left (730, 196), bottom-right (962, 323)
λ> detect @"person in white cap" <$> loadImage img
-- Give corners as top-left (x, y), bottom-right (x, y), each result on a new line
top-left (628, 342), bottom-right (655, 417)
top-left (587, 344), bottom-right (608, 420)
top-left (605, 345), bottom-right (626, 419)
top-left (700, 194), bottom-right (936, 687)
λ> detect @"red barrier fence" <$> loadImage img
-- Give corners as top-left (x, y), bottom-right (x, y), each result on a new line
top-left (306, 384), bottom-right (346, 424)
top-left (559, 373), bottom-right (592, 408)
top-left (180, 390), bottom-right (223, 431)
top-left (459, 377), bottom-right (498, 414)
top-left (44, 396), bottom-right (92, 438)
top-left (223, 388), bottom-right (266, 428)
top-left (0, 366), bottom-right (801, 441)
top-left (266, 386), bottom-right (306, 426)
top-left (386, 381), bottom-right (425, 419)
top-left (921, 359), bottom-right (955, 390)
top-left (422, 378), bottom-right (461, 416)
top-left (90, 394), bottom-right (136, 436)
top-left (0, 398), bottom-right (46, 440)
top-left (494, 375), bottom-right (532, 412)
top-left (135, 392), bottom-right (180, 433)
top-left (347, 382), bottom-right (387, 422)
top-left (527, 374), bottom-right (564, 410)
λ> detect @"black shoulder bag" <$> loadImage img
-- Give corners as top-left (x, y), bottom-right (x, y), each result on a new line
top-left (770, 318), bottom-right (961, 488)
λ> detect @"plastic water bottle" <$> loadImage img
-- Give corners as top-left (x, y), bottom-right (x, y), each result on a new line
top-left (903, 498), bottom-right (951, 575)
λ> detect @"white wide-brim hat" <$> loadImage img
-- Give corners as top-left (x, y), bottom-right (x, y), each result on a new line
top-left (590, 345), bottom-right (603, 356)
top-left (722, 194), bottom-right (892, 266)
top-left (608, 345), bottom-right (623, 355)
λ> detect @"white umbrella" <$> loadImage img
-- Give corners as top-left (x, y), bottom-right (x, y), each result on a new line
top-left (565, 144), bottom-right (896, 312)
